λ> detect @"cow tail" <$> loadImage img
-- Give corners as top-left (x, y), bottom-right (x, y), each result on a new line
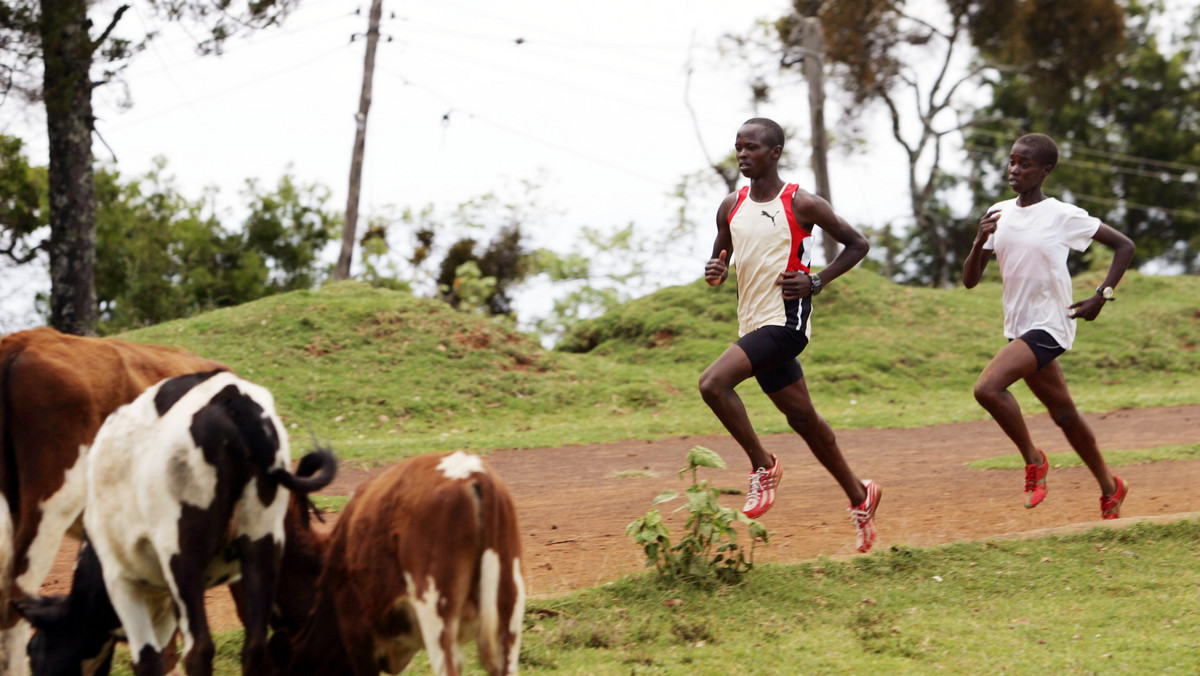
top-left (472, 469), bottom-right (524, 675)
top-left (271, 446), bottom-right (338, 496)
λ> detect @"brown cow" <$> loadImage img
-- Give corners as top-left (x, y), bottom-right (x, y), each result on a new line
top-left (279, 451), bottom-right (525, 676)
top-left (0, 327), bottom-right (227, 674)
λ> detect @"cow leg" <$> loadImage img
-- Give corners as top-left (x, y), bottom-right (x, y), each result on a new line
top-left (331, 592), bottom-right (384, 676)
top-left (234, 535), bottom-right (280, 676)
top-left (410, 585), bottom-right (464, 676)
top-left (164, 568), bottom-right (214, 676)
top-left (0, 622), bottom-right (30, 676)
top-left (476, 553), bottom-right (525, 676)
top-left (107, 577), bottom-right (168, 676)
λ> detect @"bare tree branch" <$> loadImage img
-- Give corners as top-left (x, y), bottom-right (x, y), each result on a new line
top-left (91, 4), bottom-right (131, 51)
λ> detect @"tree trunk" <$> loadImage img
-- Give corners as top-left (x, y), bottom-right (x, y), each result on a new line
top-left (40, 0), bottom-right (98, 335)
top-left (801, 17), bottom-right (839, 265)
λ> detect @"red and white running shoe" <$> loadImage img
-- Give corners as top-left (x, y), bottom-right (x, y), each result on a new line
top-left (741, 454), bottom-right (782, 518)
top-left (849, 480), bottom-right (882, 553)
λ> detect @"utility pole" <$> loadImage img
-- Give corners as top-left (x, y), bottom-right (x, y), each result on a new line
top-left (334, 0), bottom-right (384, 280)
top-left (801, 17), bottom-right (839, 265)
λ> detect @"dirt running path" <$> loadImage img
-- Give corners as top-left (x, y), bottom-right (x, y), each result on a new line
top-left (39, 405), bottom-right (1200, 632)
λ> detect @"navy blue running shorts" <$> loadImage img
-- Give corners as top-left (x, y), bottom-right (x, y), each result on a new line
top-left (735, 325), bottom-right (810, 394)
top-left (1014, 329), bottom-right (1066, 370)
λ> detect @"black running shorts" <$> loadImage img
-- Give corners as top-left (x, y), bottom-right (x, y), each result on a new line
top-left (735, 325), bottom-right (810, 394)
top-left (1014, 329), bottom-right (1066, 370)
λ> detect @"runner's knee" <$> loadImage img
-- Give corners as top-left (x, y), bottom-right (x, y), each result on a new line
top-left (784, 409), bottom-right (819, 434)
top-left (1048, 404), bottom-right (1082, 430)
top-left (698, 370), bottom-right (727, 403)
top-left (973, 378), bottom-right (1001, 407)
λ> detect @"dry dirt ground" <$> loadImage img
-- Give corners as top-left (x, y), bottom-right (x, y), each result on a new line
top-left (41, 405), bottom-right (1200, 634)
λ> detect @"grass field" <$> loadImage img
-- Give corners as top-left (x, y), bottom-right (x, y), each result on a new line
top-left (93, 269), bottom-right (1200, 674)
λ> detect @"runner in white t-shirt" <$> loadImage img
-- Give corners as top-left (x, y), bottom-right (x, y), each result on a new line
top-left (700, 118), bottom-right (881, 553)
top-left (962, 133), bottom-right (1136, 519)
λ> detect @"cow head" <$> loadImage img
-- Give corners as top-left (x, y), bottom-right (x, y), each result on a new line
top-left (12, 540), bottom-right (121, 676)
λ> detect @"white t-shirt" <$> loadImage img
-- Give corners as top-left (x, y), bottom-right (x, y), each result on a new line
top-left (982, 197), bottom-right (1100, 350)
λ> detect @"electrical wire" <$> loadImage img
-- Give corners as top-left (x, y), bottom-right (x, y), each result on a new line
top-left (964, 143), bottom-right (1199, 185)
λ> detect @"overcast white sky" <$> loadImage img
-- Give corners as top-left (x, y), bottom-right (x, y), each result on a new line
top-left (4, 0), bottom-right (1192, 334)
top-left (5, 0), bottom-right (913, 333)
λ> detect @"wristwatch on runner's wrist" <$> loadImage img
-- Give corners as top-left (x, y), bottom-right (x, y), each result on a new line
top-left (808, 272), bottom-right (823, 296)
top-left (1096, 285), bottom-right (1115, 301)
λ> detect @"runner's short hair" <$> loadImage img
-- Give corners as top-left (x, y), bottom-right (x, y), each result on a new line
top-left (742, 118), bottom-right (785, 149)
top-left (1015, 133), bottom-right (1058, 168)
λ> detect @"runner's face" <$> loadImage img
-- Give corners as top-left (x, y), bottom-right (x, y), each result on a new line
top-left (735, 125), bottom-right (780, 179)
top-left (1007, 142), bottom-right (1052, 194)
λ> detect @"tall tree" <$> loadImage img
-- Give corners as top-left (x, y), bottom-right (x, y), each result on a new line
top-left (767, 0), bottom-right (1126, 286)
top-left (967, 0), bottom-right (1200, 272)
top-left (0, 0), bottom-right (298, 334)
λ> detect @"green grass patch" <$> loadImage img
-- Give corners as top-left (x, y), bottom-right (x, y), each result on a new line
top-left (968, 443), bottom-right (1200, 470)
top-left (520, 519), bottom-right (1200, 674)
top-left (310, 494), bottom-right (350, 513)
top-left (610, 469), bottom-right (658, 479)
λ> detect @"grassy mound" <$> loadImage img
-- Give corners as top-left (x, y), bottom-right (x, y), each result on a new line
top-left (117, 271), bottom-right (1200, 464)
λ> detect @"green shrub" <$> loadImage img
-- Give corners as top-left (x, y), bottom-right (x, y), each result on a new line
top-left (626, 446), bottom-right (768, 587)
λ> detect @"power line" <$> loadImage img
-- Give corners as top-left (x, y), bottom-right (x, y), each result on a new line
top-left (965, 126), bottom-right (1200, 175)
top-left (1070, 193), bottom-right (1200, 221)
top-left (963, 143), bottom-right (1199, 185)
top-left (97, 43), bottom-right (351, 134)
top-left (374, 68), bottom-right (668, 186)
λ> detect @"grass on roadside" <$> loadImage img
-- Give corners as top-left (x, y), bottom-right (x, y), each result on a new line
top-left (120, 519), bottom-right (1200, 675)
top-left (967, 442), bottom-right (1200, 471)
top-left (516, 519), bottom-right (1200, 674)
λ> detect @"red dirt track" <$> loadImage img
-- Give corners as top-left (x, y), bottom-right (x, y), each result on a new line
top-left (40, 405), bottom-right (1200, 633)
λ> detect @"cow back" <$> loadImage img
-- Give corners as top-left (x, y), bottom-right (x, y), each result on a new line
top-left (0, 327), bottom-right (227, 513)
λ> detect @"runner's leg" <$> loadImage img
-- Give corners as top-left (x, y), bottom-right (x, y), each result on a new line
top-left (974, 340), bottom-right (1042, 464)
top-left (1023, 360), bottom-right (1117, 495)
top-left (767, 378), bottom-right (867, 505)
top-left (699, 344), bottom-right (773, 470)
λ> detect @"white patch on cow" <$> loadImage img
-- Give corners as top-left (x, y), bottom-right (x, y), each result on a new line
top-left (507, 557), bottom-right (526, 675)
top-left (436, 451), bottom-right (484, 480)
top-left (16, 445), bottom-right (87, 595)
top-left (0, 498), bottom-right (21, 676)
top-left (0, 493), bottom-right (11, 594)
top-left (477, 549), bottom-right (503, 670)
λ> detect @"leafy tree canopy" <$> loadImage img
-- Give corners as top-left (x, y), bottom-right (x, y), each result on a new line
top-left (967, 0), bottom-right (1200, 272)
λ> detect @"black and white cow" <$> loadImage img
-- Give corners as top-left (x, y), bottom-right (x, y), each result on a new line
top-left (14, 370), bottom-right (337, 676)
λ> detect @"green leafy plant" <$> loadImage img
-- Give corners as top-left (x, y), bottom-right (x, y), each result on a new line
top-left (626, 445), bottom-right (768, 586)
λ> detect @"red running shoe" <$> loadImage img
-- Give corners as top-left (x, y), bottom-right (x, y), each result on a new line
top-left (741, 454), bottom-right (782, 518)
top-left (1025, 449), bottom-right (1049, 509)
top-left (848, 480), bottom-right (882, 553)
top-left (1100, 475), bottom-right (1129, 520)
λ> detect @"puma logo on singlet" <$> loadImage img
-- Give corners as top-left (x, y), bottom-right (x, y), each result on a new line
top-left (761, 210), bottom-right (780, 226)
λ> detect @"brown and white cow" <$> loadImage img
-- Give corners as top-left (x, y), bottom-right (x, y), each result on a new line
top-left (279, 451), bottom-right (525, 676)
top-left (15, 371), bottom-right (338, 676)
top-left (0, 327), bottom-right (228, 674)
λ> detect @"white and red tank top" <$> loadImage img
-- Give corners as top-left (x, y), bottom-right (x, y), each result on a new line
top-left (729, 183), bottom-right (813, 337)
